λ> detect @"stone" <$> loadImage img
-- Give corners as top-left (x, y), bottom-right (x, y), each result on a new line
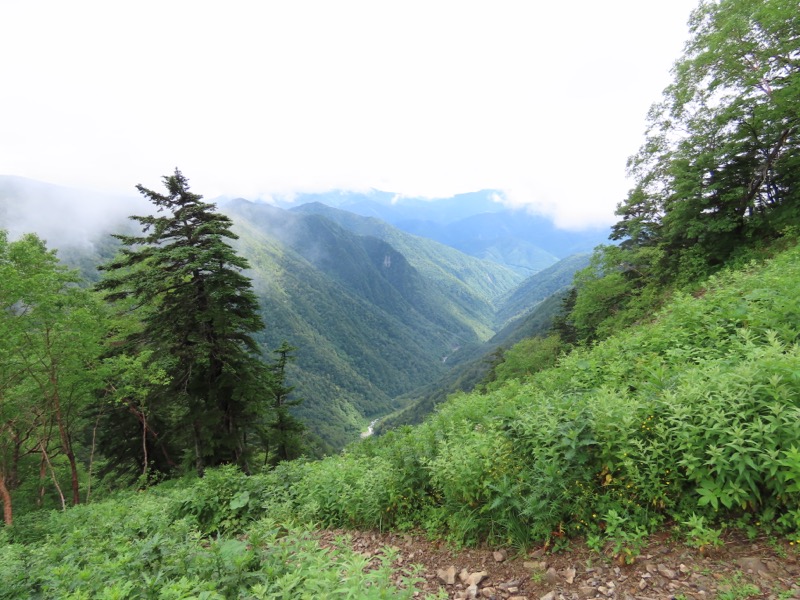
top-left (577, 585), bottom-right (596, 598)
top-left (563, 567), bottom-right (577, 584)
top-left (467, 571), bottom-right (488, 586)
top-left (481, 587), bottom-right (497, 598)
top-left (539, 592), bottom-right (555, 600)
top-left (499, 581), bottom-right (522, 590)
top-left (524, 561), bottom-right (547, 571)
top-left (657, 563), bottom-right (678, 580)
top-left (638, 578), bottom-right (648, 590)
top-left (545, 567), bottom-right (559, 584)
top-left (466, 584), bottom-right (479, 599)
top-left (494, 549), bottom-right (508, 563)
top-left (460, 569), bottom-right (470, 584)
top-left (736, 557), bottom-right (768, 574)
top-left (438, 565), bottom-right (457, 585)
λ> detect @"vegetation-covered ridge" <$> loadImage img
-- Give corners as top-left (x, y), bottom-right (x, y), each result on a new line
top-left (3, 241), bottom-right (798, 598)
top-left (252, 240), bottom-right (800, 549)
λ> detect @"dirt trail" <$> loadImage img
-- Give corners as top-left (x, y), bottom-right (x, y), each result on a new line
top-left (316, 529), bottom-right (800, 599)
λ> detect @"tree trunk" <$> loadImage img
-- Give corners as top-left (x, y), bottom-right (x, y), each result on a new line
top-left (51, 388), bottom-right (80, 505)
top-left (0, 472), bottom-right (12, 526)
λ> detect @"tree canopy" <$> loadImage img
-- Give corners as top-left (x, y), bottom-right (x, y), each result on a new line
top-left (567, 0), bottom-right (799, 342)
top-left (96, 169), bottom-right (276, 475)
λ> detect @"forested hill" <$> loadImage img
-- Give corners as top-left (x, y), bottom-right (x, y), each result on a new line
top-left (2, 182), bottom-right (592, 451)
top-left (219, 199), bottom-right (530, 449)
top-left (286, 190), bottom-right (609, 276)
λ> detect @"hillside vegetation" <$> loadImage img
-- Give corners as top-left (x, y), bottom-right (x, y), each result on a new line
top-left (3, 237), bottom-right (798, 597)
top-left (1, 0), bottom-right (799, 595)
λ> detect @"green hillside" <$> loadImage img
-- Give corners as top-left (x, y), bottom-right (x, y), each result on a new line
top-left (222, 200), bottom-right (532, 448)
top-left (2, 0), bottom-right (799, 594)
top-left (373, 254), bottom-right (591, 433)
top-left (493, 253), bottom-right (590, 329)
top-left (290, 201), bottom-right (523, 324)
top-left (4, 237), bottom-right (798, 597)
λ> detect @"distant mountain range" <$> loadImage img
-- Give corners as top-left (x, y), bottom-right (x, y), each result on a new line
top-left (1, 176), bottom-right (609, 450)
top-left (279, 189), bottom-right (609, 276)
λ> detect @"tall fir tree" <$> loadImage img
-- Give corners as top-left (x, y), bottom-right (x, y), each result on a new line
top-left (97, 169), bottom-right (272, 474)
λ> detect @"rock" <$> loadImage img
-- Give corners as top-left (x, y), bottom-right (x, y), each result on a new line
top-left (736, 557), bottom-right (768, 574)
top-left (638, 578), bottom-right (648, 590)
top-left (524, 561), bottom-right (547, 571)
top-left (459, 569), bottom-right (470, 584)
top-left (597, 585), bottom-right (610, 596)
top-left (577, 585), bottom-right (596, 598)
top-left (499, 581), bottom-right (522, 590)
top-left (481, 587), bottom-right (496, 598)
top-left (437, 565), bottom-right (457, 585)
top-left (494, 549), bottom-right (508, 563)
top-left (545, 567), bottom-right (559, 584)
top-left (539, 592), bottom-right (555, 600)
top-left (466, 583), bottom-right (479, 599)
top-left (563, 567), bottom-right (577, 584)
top-left (645, 563), bottom-right (657, 574)
top-left (509, 597), bottom-right (529, 600)
top-left (467, 571), bottom-right (488, 586)
top-left (657, 563), bottom-right (678, 580)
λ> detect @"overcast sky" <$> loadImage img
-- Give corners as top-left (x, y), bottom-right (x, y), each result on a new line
top-left (1, 0), bottom-right (698, 230)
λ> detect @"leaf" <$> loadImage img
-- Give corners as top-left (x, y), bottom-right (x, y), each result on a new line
top-left (229, 490), bottom-right (251, 511)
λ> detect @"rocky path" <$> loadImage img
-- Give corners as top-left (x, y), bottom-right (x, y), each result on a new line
top-left (315, 529), bottom-right (800, 599)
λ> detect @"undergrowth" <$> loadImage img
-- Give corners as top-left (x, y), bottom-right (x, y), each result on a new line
top-left (4, 244), bottom-right (800, 590)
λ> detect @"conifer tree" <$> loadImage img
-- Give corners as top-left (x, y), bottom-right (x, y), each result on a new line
top-left (97, 169), bottom-right (272, 473)
top-left (264, 341), bottom-right (305, 466)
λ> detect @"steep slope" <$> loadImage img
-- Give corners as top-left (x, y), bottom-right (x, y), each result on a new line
top-left (289, 201), bottom-right (523, 333)
top-left (285, 189), bottom-right (608, 275)
top-left (375, 288), bottom-right (571, 433)
top-left (493, 253), bottom-right (591, 329)
top-left (223, 200), bottom-right (528, 448)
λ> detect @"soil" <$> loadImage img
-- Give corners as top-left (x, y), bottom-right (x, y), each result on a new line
top-left (315, 528), bottom-right (800, 599)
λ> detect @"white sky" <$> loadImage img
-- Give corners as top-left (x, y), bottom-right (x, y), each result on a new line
top-left (1, 0), bottom-right (698, 230)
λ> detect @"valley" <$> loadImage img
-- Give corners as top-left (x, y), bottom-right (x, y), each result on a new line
top-left (0, 177), bottom-right (601, 452)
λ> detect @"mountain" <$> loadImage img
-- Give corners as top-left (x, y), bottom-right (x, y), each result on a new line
top-left (275, 189), bottom-right (505, 224)
top-left (283, 189), bottom-right (610, 275)
top-left (493, 253), bottom-right (591, 329)
top-left (215, 200), bottom-right (530, 449)
top-left (1, 176), bottom-right (596, 451)
top-left (373, 254), bottom-right (588, 433)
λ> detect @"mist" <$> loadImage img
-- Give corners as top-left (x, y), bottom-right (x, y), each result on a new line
top-left (0, 175), bottom-right (151, 251)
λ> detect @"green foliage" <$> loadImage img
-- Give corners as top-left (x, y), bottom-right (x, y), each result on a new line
top-left (0, 231), bottom-right (109, 521)
top-left (576, 0), bottom-right (800, 345)
top-left (682, 513), bottom-right (724, 551)
top-left (96, 170), bottom-right (280, 475)
top-left (483, 334), bottom-right (563, 391)
top-left (212, 242), bottom-right (800, 549)
top-left (0, 467), bottom-right (431, 599)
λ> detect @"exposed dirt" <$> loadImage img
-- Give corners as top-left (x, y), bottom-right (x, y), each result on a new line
top-left (315, 528), bottom-right (800, 599)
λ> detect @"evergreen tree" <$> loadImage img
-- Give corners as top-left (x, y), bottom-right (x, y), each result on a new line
top-left (97, 169), bottom-right (272, 474)
top-left (264, 341), bottom-right (305, 467)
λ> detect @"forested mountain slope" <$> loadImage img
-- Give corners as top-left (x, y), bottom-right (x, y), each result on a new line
top-left (219, 200), bottom-right (536, 449)
top-left (0, 178), bottom-right (597, 452)
top-left (286, 189), bottom-right (608, 275)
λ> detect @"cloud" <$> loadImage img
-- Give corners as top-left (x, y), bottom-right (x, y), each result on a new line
top-left (0, 0), bottom-right (698, 230)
